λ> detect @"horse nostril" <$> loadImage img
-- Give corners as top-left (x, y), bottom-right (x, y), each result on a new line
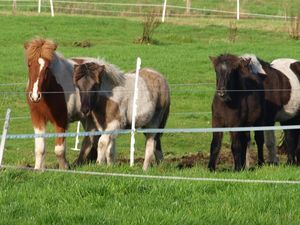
top-left (217, 90), bottom-right (225, 97)
top-left (37, 92), bottom-right (42, 101)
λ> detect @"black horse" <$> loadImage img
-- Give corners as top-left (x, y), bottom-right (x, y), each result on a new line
top-left (208, 54), bottom-right (265, 171)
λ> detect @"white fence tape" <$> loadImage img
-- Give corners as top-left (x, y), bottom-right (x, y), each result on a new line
top-left (0, 0), bottom-right (294, 20)
top-left (2, 125), bottom-right (300, 140)
top-left (2, 164), bottom-right (300, 185)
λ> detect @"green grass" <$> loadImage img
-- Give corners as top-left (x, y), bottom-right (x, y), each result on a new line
top-left (1, 12), bottom-right (300, 224)
top-left (2, 0), bottom-right (300, 17)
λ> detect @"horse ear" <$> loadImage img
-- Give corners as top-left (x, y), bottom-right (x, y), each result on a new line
top-left (24, 42), bottom-right (29, 50)
top-left (241, 58), bottom-right (251, 67)
top-left (95, 65), bottom-right (105, 84)
top-left (209, 56), bottom-right (216, 64)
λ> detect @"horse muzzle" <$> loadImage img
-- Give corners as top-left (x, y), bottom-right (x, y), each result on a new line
top-left (29, 91), bottom-right (42, 103)
top-left (217, 90), bottom-right (226, 97)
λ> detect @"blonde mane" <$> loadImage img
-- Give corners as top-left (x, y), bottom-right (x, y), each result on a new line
top-left (24, 38), bottom-right (57, 63)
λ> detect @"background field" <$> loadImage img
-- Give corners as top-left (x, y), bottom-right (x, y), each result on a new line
top-left (1, 1), bottom-right (300, 224)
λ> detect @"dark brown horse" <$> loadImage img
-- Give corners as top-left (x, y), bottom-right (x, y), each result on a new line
top-left (241, 54), bottom-right (300, 165)
top-left (208, 54), bottom-right (265, 171)
top-left (24, 38), bottom-right (99, 169)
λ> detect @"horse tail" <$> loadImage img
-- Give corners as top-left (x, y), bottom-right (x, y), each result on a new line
top-left (156, 101), bottom-right (170, 139)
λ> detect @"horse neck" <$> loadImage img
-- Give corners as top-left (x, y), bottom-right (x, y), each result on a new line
top-left (49, 53), bottom-right (82, 121)
top-left (49, 53), bottom-right (75, 92)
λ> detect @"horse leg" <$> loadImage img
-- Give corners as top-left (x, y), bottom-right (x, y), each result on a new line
top-left (255, 130), bottom-right (265, 166)
top-left (208, 132), bottom-right (223, 171)
top-left (285, 130), bottom-right (297, 165)
top-left (231, 132), bottom-right (245, 171)
top-left (75, 117), bottom-right (99, 165)
top-left (154, 135), bottom-right (164, 165)
top-left (143, 134), bottom-right (156, 170)
top-left (240, 132), bottom-right (249, 170)
top-left (34, 127), bottom-right (46, 170)
top-left (75, 134), bottom-right (99, 165)
top-left (264, 130), bottom-right (279, 165)
top-left (106, 137), bottom-right (116, 166)
top-left (295, 131), bottom-right (300, 165)
top-left (54, 126), bottom-right (69, 169)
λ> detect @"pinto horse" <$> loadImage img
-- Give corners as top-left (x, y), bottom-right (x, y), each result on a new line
top-left (241, 54), bottom-right (300, 164)
top-left (208, 54), bottom-right (265, 171)
top-left (24, 38), bottom-right (99, 169)
top-left (73, 61), bottom-right (170, 170)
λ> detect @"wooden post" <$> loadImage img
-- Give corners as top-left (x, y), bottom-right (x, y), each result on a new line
top-left (12, 0), bottom-right (16, 15)
top-left (185, 0), bottom-right (191, 15)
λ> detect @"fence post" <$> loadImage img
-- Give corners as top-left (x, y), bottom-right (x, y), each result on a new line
top-left (236, 0), bottom-right (240, 20)
top-left (38, 0), bottom-right (54, 17)
top-left (130, 57), bottom-right (141, 167)
top-left (162, 0), bottom-right (167, 22)
top-left (0, 109), bottom-right (11, 167)
top-left (71, 121), bottom-right (81, 151)
top-left (50, 0), bottom-right (54, 17)
top-left (38, 0), bottom-right (41, 13)
top-left (12, 0), bottom-right (16, 15)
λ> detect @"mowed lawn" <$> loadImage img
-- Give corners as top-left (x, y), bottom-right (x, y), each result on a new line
top-left (1, 13), bottom-right (300, 224)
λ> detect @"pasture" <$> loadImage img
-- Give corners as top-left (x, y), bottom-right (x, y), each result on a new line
top-left (1, 7), bottom-right (300, 224)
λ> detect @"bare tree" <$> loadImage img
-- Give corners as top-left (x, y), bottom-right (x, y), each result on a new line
top-left (136, 10), bottom-right (161, 44)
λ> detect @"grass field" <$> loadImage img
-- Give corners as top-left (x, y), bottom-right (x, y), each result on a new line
top-left (1, 8), bottom-right (300, 225)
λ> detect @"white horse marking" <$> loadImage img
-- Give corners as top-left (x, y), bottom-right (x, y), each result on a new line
top-left (30, 58), bottom-right (45, 102)
top-left (271, 59), bottom-right (300, 120)
top-left (96, 120), bottom-right (119, 165)
top-left (38, 57), bottom-right (45, 71)
top-left (34, 127), bottom-right (46, 170)
top-left (54, 144), bottom-right (65, 156)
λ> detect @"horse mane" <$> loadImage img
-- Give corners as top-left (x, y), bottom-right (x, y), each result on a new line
top-left (212, 54), bottom-right (241, 69)
top-left (93, 59), bottom-right (125, 86)
top-left (24, 38), bottom-right (57, 64)
top-left (240, 54), bottom-right (268, 75)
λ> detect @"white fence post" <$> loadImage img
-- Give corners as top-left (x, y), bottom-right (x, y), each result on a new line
top-left (130, 57), bottom-right (141, 167)
top-left (237, 0), bottom-right (240, 20)
top-left (50, 0), bottom-right (54, 17)
top-left (38, 0), bottom-right (41, 13)
top-left (0, 109), bottom-right (11, 167)
top-left (162, 0), bottom-right (167, 22)
top-left (12, 0), bottom-right (17, 14)
top-left (38, 0), bottom-right (55, 17)
top-left (71, 121), bottom-right (81, 151)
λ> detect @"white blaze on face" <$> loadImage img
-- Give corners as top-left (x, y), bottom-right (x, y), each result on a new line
top-left (31, 58), bottom-right (45, 101)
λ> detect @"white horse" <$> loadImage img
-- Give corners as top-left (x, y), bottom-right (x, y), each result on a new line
top-left (73, 61), bottom-right (170, 170)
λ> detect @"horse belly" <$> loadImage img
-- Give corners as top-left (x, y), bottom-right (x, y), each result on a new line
top-left (271, 59), bottom-right (300, 121)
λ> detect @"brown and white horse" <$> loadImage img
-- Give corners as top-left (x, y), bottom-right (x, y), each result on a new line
top-left (24, 38), bottom-right (98, 169)
top-left (73, 61), bottom-right (170, 170)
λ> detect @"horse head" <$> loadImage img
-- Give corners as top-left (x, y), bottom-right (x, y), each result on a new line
top-left (209, 54), bottom-right (252, 102)
top-left (73, 62), bottom-right (105, 116)
top-left (24, 38), bottom-right (57, 103)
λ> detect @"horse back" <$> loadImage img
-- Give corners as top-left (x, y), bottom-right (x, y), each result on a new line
top-left (139, 68), bottom-right (170, 108)
top-left (128, 68), bottom-right (170, 128)
top-left (268, 59), bottom-right (300, 120)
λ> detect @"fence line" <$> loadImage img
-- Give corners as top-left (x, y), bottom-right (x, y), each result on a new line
top-left (2, 164), bottom-right (300, 185)
top-left (2, 124), bottom-right (299, 140)
top-left (0, 0), bottom-right (295, 20)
